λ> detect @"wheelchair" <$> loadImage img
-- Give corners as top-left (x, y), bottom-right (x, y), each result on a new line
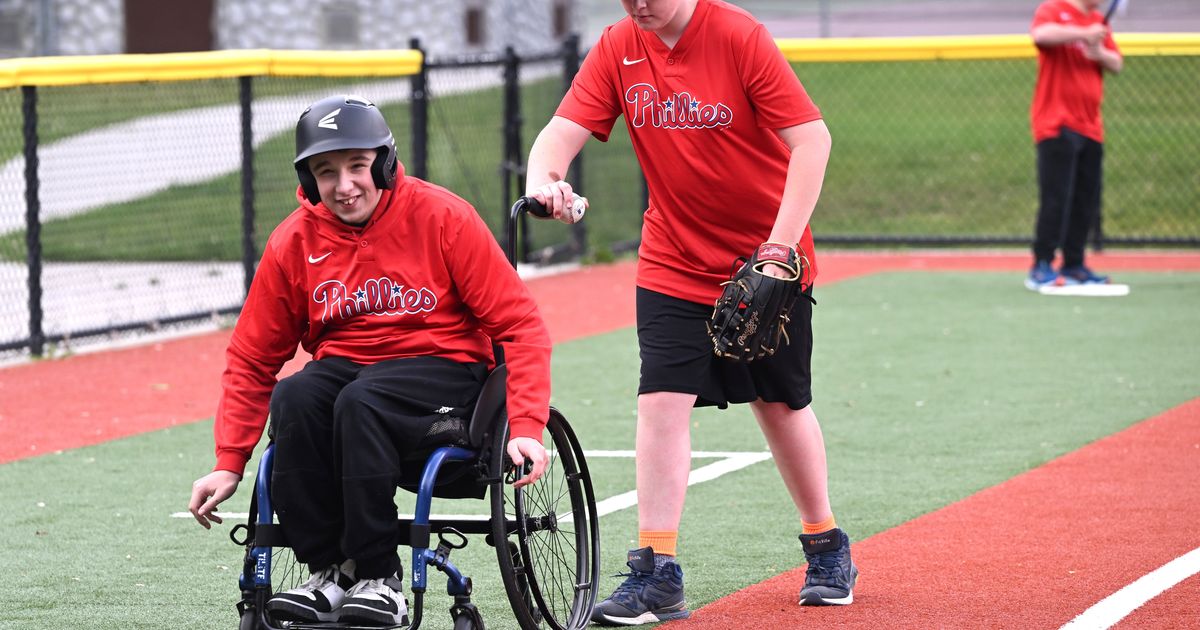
top-left (229, 198), bottom-right (600, 629)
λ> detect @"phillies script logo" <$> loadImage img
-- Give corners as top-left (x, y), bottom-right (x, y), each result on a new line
top-left (313, 277), bottom-right (437, 323)
top-left (625, 83), bottom-right (733, 130)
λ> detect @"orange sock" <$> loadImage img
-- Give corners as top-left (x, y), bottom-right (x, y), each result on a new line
top-left (639, 530), bottom-right (678, 556)
top-left (802, 516), bottom-right (837, 535)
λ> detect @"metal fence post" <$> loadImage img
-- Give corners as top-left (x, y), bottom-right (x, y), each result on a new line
top-left (409, 38), bottom-right (428, 181)
top-left (239, 75), bottom-right (257, 298)
top-left (501, 45), bottom-right (525, 263)
top-left (22, 85), bottom-right (44, 357)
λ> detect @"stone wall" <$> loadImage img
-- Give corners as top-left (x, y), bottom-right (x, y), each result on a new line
top-left (57, 0), bottom-right (123, 56)
top-left (0, 0), bottom-right (577, 58)
top-left (215, 0), bottom-right (575, 56)
top-left (1, 0), bottom-right (122, 57)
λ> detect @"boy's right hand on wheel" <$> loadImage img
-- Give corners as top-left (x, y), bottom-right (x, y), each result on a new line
top-left (188, 470), bottom-right (242, 529)
top-left (506, 437), bottom-right (548, 489)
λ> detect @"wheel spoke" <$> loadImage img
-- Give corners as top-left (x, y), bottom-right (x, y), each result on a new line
top-left (493, 410), bottom-right (598, 629)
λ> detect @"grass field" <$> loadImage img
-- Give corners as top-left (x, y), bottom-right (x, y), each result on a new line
top-left (2, 269), bottom-right (1197, 629)
top-left (2, 54), bottom-right (1196, 264)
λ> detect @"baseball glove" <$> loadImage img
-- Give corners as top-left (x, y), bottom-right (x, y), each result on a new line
top-left (708, 242), bottom-right (809, 362)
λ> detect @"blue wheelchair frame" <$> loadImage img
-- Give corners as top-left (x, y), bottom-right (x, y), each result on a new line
top-left (239, 444), bottom-right (493, 629)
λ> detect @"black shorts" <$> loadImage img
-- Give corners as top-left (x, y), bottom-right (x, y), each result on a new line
top-left (636, 286), bottom-right (814, 410)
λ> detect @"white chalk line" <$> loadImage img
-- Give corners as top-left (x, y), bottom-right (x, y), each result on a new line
top-left (1060, 546), bottom-right (1200, 629)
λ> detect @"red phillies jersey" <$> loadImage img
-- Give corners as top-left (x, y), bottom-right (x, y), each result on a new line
top-left (556, 0), bottom-right (822, 304)
top-left (213, 176), bottom-right (551, 475)
top-left (1030, 0), bottom-right (1120, 143)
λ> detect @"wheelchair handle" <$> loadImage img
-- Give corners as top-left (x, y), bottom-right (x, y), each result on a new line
top-left (508, 195), bottom-right (586, 268)
top-left (507, 196), bottom-right (546, 269)
top-left (517, 195), bottom-right (552, 219)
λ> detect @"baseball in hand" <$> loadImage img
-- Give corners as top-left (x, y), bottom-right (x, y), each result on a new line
top-left (569, 196), bottom-right (587, 222)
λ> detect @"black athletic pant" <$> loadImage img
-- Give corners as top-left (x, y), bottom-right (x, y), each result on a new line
top-left (268, 356), bottom-right (488, 579)
top-left (1033, 126), bottom-right (1104, 268)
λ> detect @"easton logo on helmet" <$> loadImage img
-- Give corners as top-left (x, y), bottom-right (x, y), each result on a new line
top-left (318, 109), bottom-right (340, 130)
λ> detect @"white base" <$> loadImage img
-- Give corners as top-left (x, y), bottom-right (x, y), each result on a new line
top-left (1039, 283), bottom-right (1130, 297)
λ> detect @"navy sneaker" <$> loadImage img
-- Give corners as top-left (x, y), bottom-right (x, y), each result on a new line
top-left (1059, 265), bottom-right (1110, 285)
top-left (1025, 261), bottom-right (1059, 291)
top-left (799, 528), bottom-right (858, 606)
top-left (591, 546), bottom-right (690, 626)
top-left (265, 561), bottom-right (356, 622)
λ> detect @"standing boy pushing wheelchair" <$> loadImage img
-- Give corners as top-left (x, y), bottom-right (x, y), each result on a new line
top-left (525, 0), bottom-right (857, 624)
top-left (188, 94), bottom-right (552, 627)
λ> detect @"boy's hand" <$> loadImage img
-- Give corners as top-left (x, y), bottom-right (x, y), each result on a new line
top-left (506, 437), bottom-right (548, 489)
top-left (528, 176), bottom-right (588, 224)
top-left (189, 470), bottom-right (242, 529)
top-left (1082, 22), bottom-right (1107, 45)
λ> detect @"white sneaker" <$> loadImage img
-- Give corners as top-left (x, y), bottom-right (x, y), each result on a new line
top-left (338, 572), bottom-right (410, 627)
top-left (265, 560), bottom-right (356, 622)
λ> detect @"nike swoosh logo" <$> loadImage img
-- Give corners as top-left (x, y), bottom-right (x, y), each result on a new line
top-left (308, 252), bottom-right (332, 264)
top-left (347, 594), bottom-right (400, 612)
top-left (622, 56), bottom-right (646, 66)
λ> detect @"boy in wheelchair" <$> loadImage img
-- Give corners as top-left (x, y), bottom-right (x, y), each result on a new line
top-left (188, 94), bottom-right (553, 627)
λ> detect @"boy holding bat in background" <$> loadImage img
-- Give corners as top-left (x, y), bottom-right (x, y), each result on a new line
top-left (1026, 0), bottom-right (1123, 290)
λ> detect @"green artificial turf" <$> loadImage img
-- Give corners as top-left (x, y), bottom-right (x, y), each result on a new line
top-left (1, 270), bottom-right (1197, 628)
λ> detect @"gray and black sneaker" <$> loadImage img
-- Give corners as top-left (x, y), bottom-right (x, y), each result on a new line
top-left (337, 571), bottom-right (410, 627)
top-left (799, 528), bottom-right (859, 606)
top-left (265, 561), bottom-right (356, 622)
top-left (591, 546), bottom-right (690, 626)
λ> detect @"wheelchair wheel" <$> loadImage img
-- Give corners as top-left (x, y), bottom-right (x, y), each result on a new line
top-left (490, 408), bottom-right (600, 629)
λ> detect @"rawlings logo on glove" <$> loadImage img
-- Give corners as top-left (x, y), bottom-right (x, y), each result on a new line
top-left (707, 242), bottom-right (810, 362)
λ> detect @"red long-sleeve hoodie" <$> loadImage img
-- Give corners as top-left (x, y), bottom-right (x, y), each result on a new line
top-left (212, 173), bottom-right (552, 475)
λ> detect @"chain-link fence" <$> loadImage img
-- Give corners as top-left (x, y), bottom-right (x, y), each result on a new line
top-left (576, 0), bottom-right (1200, 42)
top-left (780, 35), bottom-right (1200, 245)
top-left (1, 36), bottom-right (1197, 360)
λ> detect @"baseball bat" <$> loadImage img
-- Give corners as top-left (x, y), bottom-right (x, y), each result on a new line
top-left (1103, 0), bottom-right (1121, 24)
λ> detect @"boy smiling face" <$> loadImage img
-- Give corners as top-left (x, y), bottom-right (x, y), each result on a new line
top-left (309, 148), bottom-right (384, 225)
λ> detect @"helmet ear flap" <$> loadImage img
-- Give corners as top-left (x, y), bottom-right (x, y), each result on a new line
top-left (296, 162), bottom-right (321, 203)
top-left (371, 147), bottom-right (397, 191)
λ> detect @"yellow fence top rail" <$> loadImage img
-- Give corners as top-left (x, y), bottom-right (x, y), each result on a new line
top-left (0, 48), bottom-right (424, 88)
top-left (778, 33), bottom-right (1200, 62)
top-left (0, 33), bottom-right (1195, 87)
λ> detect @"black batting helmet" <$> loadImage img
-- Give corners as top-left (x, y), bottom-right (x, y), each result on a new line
top-left (294, 94), bottom-right (398, 203)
